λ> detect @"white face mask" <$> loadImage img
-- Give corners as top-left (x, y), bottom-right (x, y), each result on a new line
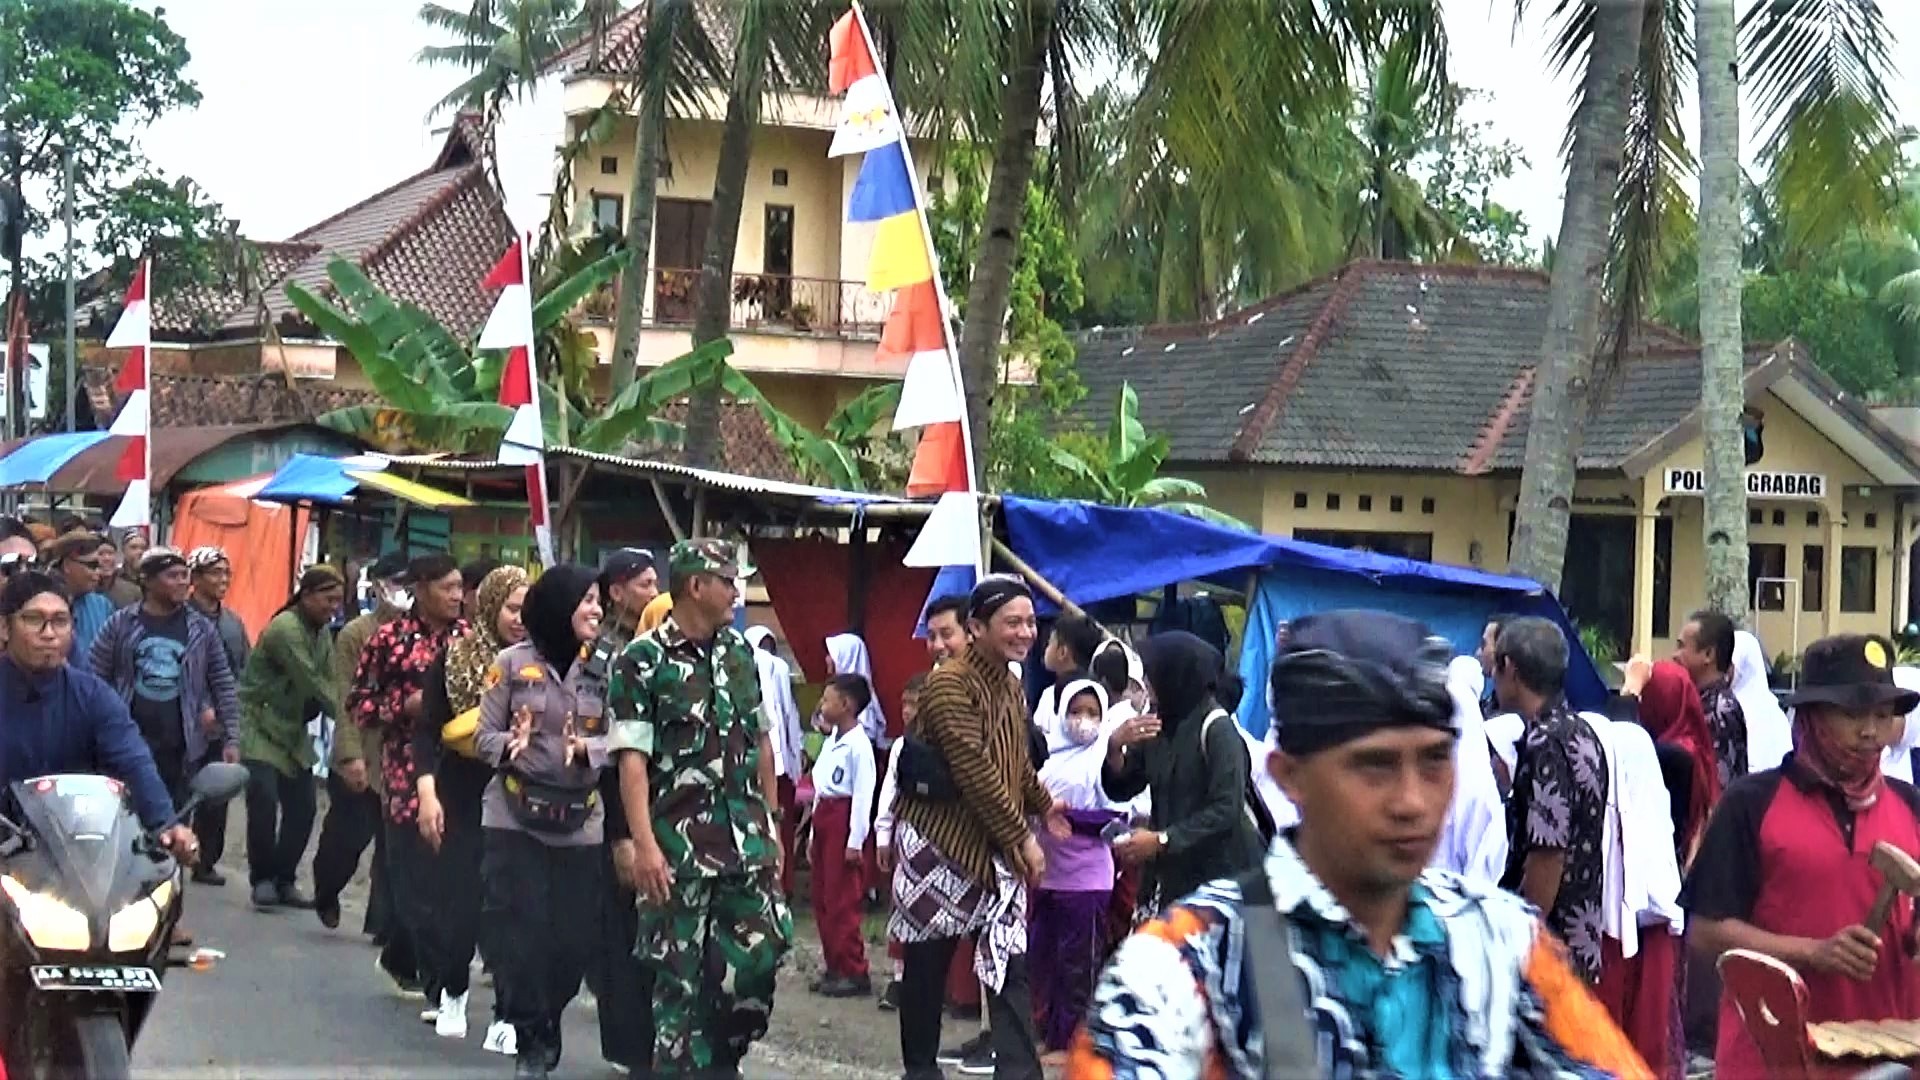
top-left (1064, 713), bottom-right (1101, 747)
top-left (380, 582), bottom-right (413, 613)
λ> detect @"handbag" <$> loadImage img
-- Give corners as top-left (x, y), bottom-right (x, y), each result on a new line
top-left (500, 772), bottom-right (598, 834)
top-left (440, 707), bottom-right (482, 760)
top-left (894, 735), bottom-right (960, 801)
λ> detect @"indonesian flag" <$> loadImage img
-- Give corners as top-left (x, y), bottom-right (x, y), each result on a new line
top-left (479, 237), bottom-right (554, 567)
top-left (107, 261), bottom-right (152, 529)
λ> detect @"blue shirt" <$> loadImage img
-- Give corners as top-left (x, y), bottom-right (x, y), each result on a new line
top-left (70, 592), bottom-right (113, 664)
top-left (0, 658), bottom-right (174, 828)
top-left (1293, 880), bottom-right (1454, 1078)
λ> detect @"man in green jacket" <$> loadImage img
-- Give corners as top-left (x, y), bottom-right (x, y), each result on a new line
top-left (240, 567), bottom-right (345, 911)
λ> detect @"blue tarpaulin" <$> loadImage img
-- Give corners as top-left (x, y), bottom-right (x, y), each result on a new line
top-left (992, 496), bottom-right (1607, 729)
top-left (0, 432), bottom-right (112, 488)
top-left (255, 454), bottom-right (362, 505)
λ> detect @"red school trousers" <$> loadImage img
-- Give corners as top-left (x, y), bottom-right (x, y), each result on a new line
top-left (810, 795), bottom-right (868, 978)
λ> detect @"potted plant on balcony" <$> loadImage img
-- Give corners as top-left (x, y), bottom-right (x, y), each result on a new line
top-left (790, 301), bottom-right (815, 332)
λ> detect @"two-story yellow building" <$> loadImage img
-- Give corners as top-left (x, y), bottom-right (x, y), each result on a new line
top-left (1073, 260), bottom-right (1920, 663)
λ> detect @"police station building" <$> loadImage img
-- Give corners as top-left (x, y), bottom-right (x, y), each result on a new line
top-left (1074, 261), bottom-right (1920, 665)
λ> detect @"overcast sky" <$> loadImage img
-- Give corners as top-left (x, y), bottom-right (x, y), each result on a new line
top-left (134, 0), bottom-right (1920, 248)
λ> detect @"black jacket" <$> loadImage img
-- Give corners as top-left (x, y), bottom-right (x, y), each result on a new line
top-left (1101, 704), bottom-right (1264, 906)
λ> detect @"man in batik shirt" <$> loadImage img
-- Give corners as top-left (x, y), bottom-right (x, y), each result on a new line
top-left (609, 539), bottom-right (789, 1078)
top-left (1676, 609), bottom-right (1749, 787)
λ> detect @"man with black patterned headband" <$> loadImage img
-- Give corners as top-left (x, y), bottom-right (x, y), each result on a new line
top-left (1072, 610), bottom-right (1646, 1080)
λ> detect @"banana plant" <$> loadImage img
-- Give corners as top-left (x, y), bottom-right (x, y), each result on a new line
top-left (1047, 381), bottom-right (1249, 529)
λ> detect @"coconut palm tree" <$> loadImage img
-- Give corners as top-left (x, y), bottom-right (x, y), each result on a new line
top-left (417, 0), bottom-right (618, 119)
top-left (1697, 0), bottom-right (1748, 619)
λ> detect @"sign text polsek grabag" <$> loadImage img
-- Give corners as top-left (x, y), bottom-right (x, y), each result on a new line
top-left (1663, 469), bottom-right (1827, 499)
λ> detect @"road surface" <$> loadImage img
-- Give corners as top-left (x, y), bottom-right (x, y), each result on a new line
top-left (129, 806), bottom-right (913, 1078)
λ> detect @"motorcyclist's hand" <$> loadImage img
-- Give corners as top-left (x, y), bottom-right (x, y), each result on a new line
top-left (611, 839), bottom-right (637, 891)
top-left (159, 825), bottom-right (199, 866)
top-left (222, 745), bottom-right (241, 765)
top-left (338, 759), bottom-right (369, 793)
top-left (417, 793), bottom-right (445, 853)
top-left (199, 707), bottom-right (218, 737)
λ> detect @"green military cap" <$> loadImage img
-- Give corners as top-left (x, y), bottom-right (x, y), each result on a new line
top-left (669, 537), bottom-right (754, 580)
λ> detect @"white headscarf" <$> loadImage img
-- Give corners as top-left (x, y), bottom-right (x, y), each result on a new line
top-left (825, 632), bottom-right (889, 746)
top-left (745, 627), bottom-right (804, 780)
top-left (1437, 655), bottom-right (1508, 885)
top-left (1039, 679), bottom-right (1112, 810)
top-left (1885, 667), bottom-right (1920, 783)
top-left (1733, 630), bottom-right (1792, 773)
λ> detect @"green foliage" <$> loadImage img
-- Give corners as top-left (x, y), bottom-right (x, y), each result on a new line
top-left (1420, 96), bottom-right (1535, 267)
top-left (1044, 382), bottom-right (1248, 529)
top-left (1, 0), bottom-right (228, 326)
top-left (1745, 272), bottom-right (1901, 395)
top-left (416, 0), bottom-right (614, 120)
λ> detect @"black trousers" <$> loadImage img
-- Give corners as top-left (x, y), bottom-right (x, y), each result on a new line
top-left (243, 761), bottom-right (317, 888)
top-left (313, 774), bottom-right (376, 909)
top-left (595, 844), bottom-right (654, 1072)
top-left (151, 743), bottom-right (226, 868)
top-left (900, 938), bottom-right (1040, 1080)
top-left (422, 758), bottom-right (488, 999)
top-left (386, 820), bottom-right (443, 998)
top-left (481, 828), bottom-right (601, 1049)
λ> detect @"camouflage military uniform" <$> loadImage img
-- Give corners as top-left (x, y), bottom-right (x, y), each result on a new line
top-left (608, 540), bottom-right (791, 1075)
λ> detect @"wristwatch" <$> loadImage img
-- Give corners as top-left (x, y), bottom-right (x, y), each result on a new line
top-left (1155, 831), bottom-right (1169, 850)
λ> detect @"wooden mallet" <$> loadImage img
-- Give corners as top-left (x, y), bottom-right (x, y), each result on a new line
top-left (1866, 842), bottom-right (1920, 935)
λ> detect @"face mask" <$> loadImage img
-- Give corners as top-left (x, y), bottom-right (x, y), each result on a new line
top-left (1064, 714), bottom-right (1101, 746)
top-left (383, 584), bottom-right (414, 613)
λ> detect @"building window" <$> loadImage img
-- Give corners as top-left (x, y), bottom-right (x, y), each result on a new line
top-left (1749, 508), bottom-right (1763, 526)
top-left (1807, 510), bottom-right (1821, 527)
top-left (1750, 543), bottom-right (1788, 612)
top-left (1358, 495), bottom-right (1373, 512)
top-left (1326, 493), bottom-right (1340, 511)
top-left (599, 155), bottom-right (618, 175)
top-left (1841, 546), bottom-right (1878, 612)
top-left (1420, 497), bottom-right (1435, 515)
top-left (592, 193), bottom-right (623, 232)
top-left (772, 168), bottom-right (790, 187)
top-left (1293, 492), bottom-right (1308, 510)
top-left (1866, 513), bottom-right (1879, 529)
top-left (1295, 529), bottom-right (1434, 562)
top-left (1771, 509), bottom-right (1786, 527)
top-left (1390, 495), bottom-right (1404, 513)
top-left (1802, 544), bottom-right (1824, 612)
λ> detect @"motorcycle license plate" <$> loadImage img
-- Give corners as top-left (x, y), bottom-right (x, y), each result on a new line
top-left (28, 965), bottom-right (160, 993)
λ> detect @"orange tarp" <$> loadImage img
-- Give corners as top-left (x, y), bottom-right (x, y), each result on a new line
top-left (169, 477), bottom-right (310, 642)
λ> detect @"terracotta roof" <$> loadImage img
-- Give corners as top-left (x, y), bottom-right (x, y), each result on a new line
top-left (81, 366), bottom-right (380, 430)
top-left (640, 398), bottom-right (800, 482)
top-left (97, 116), bottom-right (513, 342)
top-left (1071, 260), bottom-right (1799, 475)
top-left (542, 1), bottom-right (814, 94)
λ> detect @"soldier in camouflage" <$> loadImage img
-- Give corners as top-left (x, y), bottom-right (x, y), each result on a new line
top-left (609, 538), bottom-right (791, 1078)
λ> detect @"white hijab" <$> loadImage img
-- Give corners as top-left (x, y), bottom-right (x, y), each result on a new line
top-left (1437, 655), bottom-right (1509, 885)
top-left (1732, 631), bottom-right (1792, 773)
top-left (825, 632), bottom-right (888, 745)
top-left (1040, 679), bottom-right (1113, 810)
top-left (744, 627), bottom-right (804, 778)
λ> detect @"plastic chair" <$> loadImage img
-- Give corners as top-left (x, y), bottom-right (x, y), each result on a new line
top-left (1718, 948), bottom-right (1815, 1078)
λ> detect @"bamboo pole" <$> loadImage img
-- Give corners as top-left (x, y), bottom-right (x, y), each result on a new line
top-left (650, 478), bottom-right (687, 541)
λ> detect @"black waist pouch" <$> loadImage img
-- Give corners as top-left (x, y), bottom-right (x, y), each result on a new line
top-left (895, 735), bottom-right (959, 801)
top-left (502, 773), bottom-right (598, 834)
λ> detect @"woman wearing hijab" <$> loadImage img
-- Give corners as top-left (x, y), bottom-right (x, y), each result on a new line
top-left (476, 566), bottom-right (609, 1078)
top-left (825, 632), bottom-right (890, 748)
top-left (1030, 679), bottom-right (1122, 1063)
top-left (238, 566), bottom-right (346, 911)
top-left (1436, 655), bottom-right (1509, 885)
top-left (1731, 631), bottom-right (1791, 773)
top-left (416, 565), bottom-right (528, 1044)
top-left (1637, 660), bottom-right (1721, 856)
top-left (1100, 631), bottom-right (1264, 909)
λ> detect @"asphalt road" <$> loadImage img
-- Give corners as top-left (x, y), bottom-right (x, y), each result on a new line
top-left (127, 809), bottom-right (905, 1079)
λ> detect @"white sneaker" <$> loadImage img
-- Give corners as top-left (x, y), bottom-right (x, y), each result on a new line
top-left (434, 990), bottom-right (469, 1039)
top-left (483, 1019), bottom-right (517, 1056)
top-left (418, 1006), bottom-right (438, 1025)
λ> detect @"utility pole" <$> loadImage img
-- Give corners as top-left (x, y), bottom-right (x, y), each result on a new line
top-left (63, 145), bottom-right (75, 433)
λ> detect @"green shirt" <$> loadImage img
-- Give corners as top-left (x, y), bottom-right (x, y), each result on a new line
top-left (607, 614), bottom-right (774, 878)
top-left (239, 609), bottom-right (340, 776)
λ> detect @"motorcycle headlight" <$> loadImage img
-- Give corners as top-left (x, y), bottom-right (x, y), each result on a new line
top-left (0, 875), bottom-right (89, 951)
top-left (107, 879), bottom-right (174, 953)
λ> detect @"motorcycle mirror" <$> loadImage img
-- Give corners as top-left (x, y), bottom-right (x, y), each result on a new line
top-left (188, 763), bottom-right (249, 806)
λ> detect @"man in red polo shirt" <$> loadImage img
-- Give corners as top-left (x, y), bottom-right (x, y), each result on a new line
top-left (1682, 633), bottom-right (1920, 1079)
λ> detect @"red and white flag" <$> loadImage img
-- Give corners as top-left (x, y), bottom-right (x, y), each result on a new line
top-left (107, 261), bottom-right (152, 529)
top-left (479, 237), bottom-right (554, 566)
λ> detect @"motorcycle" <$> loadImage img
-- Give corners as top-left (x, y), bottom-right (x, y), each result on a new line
top-left (0, 763), bottom-right (248, 1079)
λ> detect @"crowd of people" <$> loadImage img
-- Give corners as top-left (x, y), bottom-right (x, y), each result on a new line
top-left (10, 504), bottom-right (1920, 1079)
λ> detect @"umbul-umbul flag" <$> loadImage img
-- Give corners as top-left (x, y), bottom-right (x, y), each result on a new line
top-left (107, 261), bottom-right (152, 529)
top-left (479, 237), bottom-right (554, 566)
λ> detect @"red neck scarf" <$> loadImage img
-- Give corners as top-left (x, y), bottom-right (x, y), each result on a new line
top-left (1793, 709), bottom-right (1885, 810)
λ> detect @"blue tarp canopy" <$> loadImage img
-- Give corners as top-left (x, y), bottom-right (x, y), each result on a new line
top-left (256, 454), bottom-right (363, 505)
top-left (0, 432), bottom-right (113, 488)
top-left (995, 496), bottom-right (1607, 729)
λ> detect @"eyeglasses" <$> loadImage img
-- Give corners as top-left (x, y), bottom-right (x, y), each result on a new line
top-left (12, 612), bottom-right (74, 634)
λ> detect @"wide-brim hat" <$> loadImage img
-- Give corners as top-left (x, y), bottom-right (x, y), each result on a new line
top-left (1784, 634), bottom-right (1920, 714)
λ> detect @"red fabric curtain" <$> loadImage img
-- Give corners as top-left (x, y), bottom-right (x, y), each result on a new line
top-left (756, 536), bottom-right (934, 741)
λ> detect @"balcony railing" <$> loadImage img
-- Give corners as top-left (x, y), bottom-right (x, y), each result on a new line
top-left (613, 268), bottom-right (891, 337)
